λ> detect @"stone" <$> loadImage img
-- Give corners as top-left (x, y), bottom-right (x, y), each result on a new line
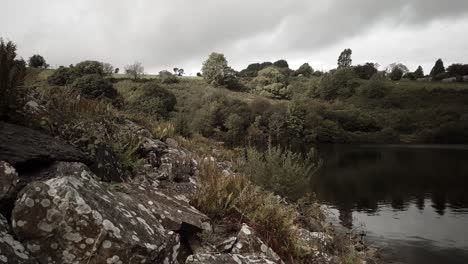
top-left (0, 122), bottom-right (89, 170)
top-left (11, 162), bottom-right (179, 264)
top-left (231, 224), bottom-right (283, 263)
top-left (0, 214), bottom-right (37, 264)
top-left (185, 253), bottom-right (279, 264)
top-left (89, 144), bottom-right (126, 182)
top-left (0, 161), bottom-right (18, 202)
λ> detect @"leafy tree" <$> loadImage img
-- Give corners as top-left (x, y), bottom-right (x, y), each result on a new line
top-left (173, 67), bottom-right (179, 75)
top-left (114, 68), bottom-right (120, 74)
top-left (403, 72), bottom-right (416, 80)
top-left (71, 74), bottom-right (117, 100)
top-left (47, 66), bottom-right (75, 86)
top-left (414, 66), bottom-right (424, 79)
top-left (337, 48), bottom-right (352, 68)
top-left (159, 70), bottom-right (179, 84)
top-left (354, 63), bottom-right (378, 80)
top-left (386, 63), bottom-right (409, 74)
top-left (0, 38), bottom-right (26, 116)
top-left (28, 54), bottom-right (48, 68)
top-left (177, 68), bottom-right (184, 76)
top-left (251, 66), bottom-right (290, 99)
top-left (196, 72), bottom-right (202, 77)
top-left (316, 67), bottom-right (358, 100)
top-left (273, 59), bottom-right (289, 68)
top-left (447, 63), bottom-right (468, 77)
top-left (239, 62), bottom-right (273, 77)
top-left (389, 67), bottom-right (404, 81)
top-left (430, 59), bottom-right (445, 77)
top-left (102, 62), bottom-right (114, 76)
top-left (125, 61), bottom-right (144, 80)
top-left (295, 63), bottom-right (313, 77)
top-left (201, 52), bottom-right (238, 88)
top-left (74, 60), bottom-right (105, 76)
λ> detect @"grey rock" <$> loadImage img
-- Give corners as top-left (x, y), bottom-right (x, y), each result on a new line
top-left (0, 122), bottom-right (89, 169)
top-left (0, 161), bottom-right (18, 202)
top-left (0, 214), bottom-right (37, 264)
top-left (185, 253), bottom-right (279, 264)
top-left (11, 162), bottom-right (179, 264)
top-left (232, 224), bottom-right (283, 263)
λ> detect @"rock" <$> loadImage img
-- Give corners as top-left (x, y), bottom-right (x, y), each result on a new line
top-left (0, 161), bottom-right (20, 217)
top-left (165, 138), bottom-right (179, 148)
top-left (125, 183), bottom-right (210, 234)
top-left (11, 162), bottom-right (179, 264)
top-left (296, 228), bottom-right (333, 250)
top-left (232, 224), bottom-right (283, 263)
top-left (185, 253), bottom-right (278, 264)
top-left (89, 144), bottom-right (125, 182)
top-left (0, 214), bottom-right (37, 264)
top-left (0, 122), bottom-right (89, 170)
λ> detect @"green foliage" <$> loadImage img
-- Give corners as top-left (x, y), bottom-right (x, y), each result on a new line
top-left (201, 52), bottom-right (238, 88)
top-left (430, 58), bottom-right (445, 77)
top-left (125, 61), bottom-right (145, 80)
top-left (126, 82), bottom-right (176, 118)
top-left (241, 146), bottom-right (321, 200)
top-left (295, 63), bottom-right (313, 77)
top-left (414, 66), bottom-right (424, 79)
top-left (389, 67), bottom-right (404, 81)
top-left (239, 62), bottom-right (273, 77)
top-left (273, 59), bottom-right (289, 68)
top-left (102, 62), bottom-right (114, 76)
top-left (28, 54), bottom-right (48, 68)
top-left (353, 63), bottom-right (377, 80)
top-left (0, 38), bottom-right (26, 116)
top-left (447, 63), bottom-right (468, 78)
top-left (359, 73), bottom-right (391, 98)
top-left (251, 66), bottom-right (290, 99)
top-left (71, 74), bottom-right (118, 100)
top-left (111, 134), bottom-right (144, 172)
top-left (74, 60), bottom-right (104, 76)
top-left (159, 70), bottom-right (179, 84)
top-left (337, 48), bottom-right (352, 68)
top-left (47, 66), bottom-right (75, 86)
top-left (316, 67), bottom-right (358, 100)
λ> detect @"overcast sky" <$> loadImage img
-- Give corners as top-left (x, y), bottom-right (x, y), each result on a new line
top-left (2, 0), bottom-right (468, 75)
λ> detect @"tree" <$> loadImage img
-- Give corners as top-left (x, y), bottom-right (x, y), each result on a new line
top-left (102, 62), bottom-right (114, 76)
top-left (273, 59), bottom-right (289, 68)
top-left (159, 70), bottom-right (179, 84)
top-left (177, 68), bottom-right (184, 76)
top-left (201, 52), bottom-right (238, 88)
top-left (196, 72), bottom-right (202, 77)
top-left (389, 67), bottom-right (404, 81)
top-left (414, 66), bottom-right (424, 79)
top-left (114, 68), bottom-right (120, 74)
top-left (295, 63), bottom-right (313, 77)
top-left (28, 54), bottom-right (47, 68)
top-left (386, 63), bottom-right (409, 74)
top-left (0, 38), bottom-right (26, 116)
top-left (125, 61), bottom-right (144, 80)
top-left (337, 48), bottom-right (352, 68)
top-left (353, 62), bottom-right (378, 80)
top-left (316, 67), bottom-right (358, 100)
top-left (71, 74), bottom-right (118, 100)
top-left (74, 60), bottom-right (104, 76)
top-left (447, 63), bottom-right (468, 77)
top-left (430, 59), bottom-right (445, 78)
top-left (173, 68), bottom-right (179, 75)
top-left (239, 62), bottom-right (273, 77)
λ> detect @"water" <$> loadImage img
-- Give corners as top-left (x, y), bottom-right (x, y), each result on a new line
top-left (311, 144), bottom-right (468, 264)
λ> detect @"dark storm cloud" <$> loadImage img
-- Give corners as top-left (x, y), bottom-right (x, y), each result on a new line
top-left (1, 0), bottom-right (468, 73)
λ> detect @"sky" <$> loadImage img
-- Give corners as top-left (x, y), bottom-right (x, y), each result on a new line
top-left (1, 0), bottom-right (468, 75)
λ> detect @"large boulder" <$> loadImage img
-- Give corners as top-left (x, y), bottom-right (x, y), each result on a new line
top-left (0, 214), bottom-right (37, 264)
top-left (11, 162), bottom-right (180, 264)
top-left (0, 122), bottom-right (89, 170)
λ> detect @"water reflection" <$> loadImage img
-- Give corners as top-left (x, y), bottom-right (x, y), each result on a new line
top-left (311, 144), bottom-right (468, 263)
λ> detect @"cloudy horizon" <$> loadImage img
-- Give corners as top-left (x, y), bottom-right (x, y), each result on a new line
top-left (2, 0), bottom-right (468, 75)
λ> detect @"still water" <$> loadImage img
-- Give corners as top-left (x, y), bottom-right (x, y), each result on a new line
top-left (312, 144), bottom-right (468, 264)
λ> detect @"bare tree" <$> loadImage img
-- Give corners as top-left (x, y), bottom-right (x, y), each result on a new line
top-left (102, 62), bottom-right (115, 76)
top-left (125, 62), bottom-right (144, 80)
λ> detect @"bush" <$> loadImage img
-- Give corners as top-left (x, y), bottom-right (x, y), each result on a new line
top-left (251, 66), bottom-right (290, 99)
top-left (353, 63), bottom-right (377, 80)
top-left (71, 74), bottom-right (118, 100)
top-left (433, 72), bottom-right (450, 81)
top-left (295, 63), bottom-right (313, 77)
top-left (359, 73), bottom-right (391, 98)
top-left (74, 60), bottom-right (104, 76)
top-left (48, 66), bottom-right (76, 86)
top-left (159, 70), bottom-right (179, 84)
top-left (316, 67), bottom-right (358, 100)
top-left (127, 82), bottom-right (176, 118)
top-left (0, 39), bottom-right (26, 117)
top-left (241, 146), bottom-right (321, 200)
top-left (28, 54), bottom-right (47, 68)
top-left (201, 52), bottom-right (238, 88)
top-left (389, 67), bottom-right (403, 81)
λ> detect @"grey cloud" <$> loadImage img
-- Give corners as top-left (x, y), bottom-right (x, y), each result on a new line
top-left (1, 0), bottom-right (467, 73)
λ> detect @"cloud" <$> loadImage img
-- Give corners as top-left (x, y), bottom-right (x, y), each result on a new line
top-left (1, 0), bottom-right (467, 74)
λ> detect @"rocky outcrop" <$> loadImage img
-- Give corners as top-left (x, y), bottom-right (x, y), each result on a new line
top-left (11, 162), bottom-right (180, 264)
top-left (0, 122), bottom-right (89, 170)
top-left (0, 214), bottom-right (37, 264)
top-left (185, 253), bottom-right (280, 264)
top-left (0, 161), bottom-right (18, 203)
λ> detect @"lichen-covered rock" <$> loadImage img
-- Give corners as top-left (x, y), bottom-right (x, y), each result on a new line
top-left (0, 214), bottom-right (37, 264)
top-left (231, 224), bottom-right (283, 263)
top-left (295, 228), bottom-right (335, 263)
top-left (185, 253), bottom-right (278, 264)
top-left (0, 122), bottom-right (89, 169)
top-left (0, 161), bottom-right (18, 202)
top-left (11, 162), bottom-right (179, 264)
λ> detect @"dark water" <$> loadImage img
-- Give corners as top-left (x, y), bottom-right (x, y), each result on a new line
top-left (312, 144), bottom-right (468, 264)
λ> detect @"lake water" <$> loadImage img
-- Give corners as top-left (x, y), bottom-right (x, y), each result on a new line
top-left (312, 144), bottom-right (468, 264)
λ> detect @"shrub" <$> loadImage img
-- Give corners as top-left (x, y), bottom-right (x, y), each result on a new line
top-left (295, 63), bottom-right (313, 77)
top-left (353, 63), bottom-right (377, 80)
top-left (47, 66), bottom-right (76, 86)
top-left (251, 66), bottom-right (290, 99)
top-left (127, 82), bottom-right (176, 118)
top-left (359, 73), bottom-right (390, 98)
top-left (102, 62), bottom-right (114, 76)
top-left (389, 67), bottom-right (403, 81)
top-left (201, 52), bottom-right (238, 88)
top-left (0, 39), bottom-right (26, 117)
top-left (74, 60), bottom-right (104, 76)
top-left (125, 62), bottom-right (144, 80)
top-left (71, 74), bottom-right (118, 100)
top-left (316, 67), bottom-right (358, 100)
top-left (28, 54), bottom-right (47, 68)
top-left (159, 70), bottom-right (179, 84)
top-left (240, 146), bottom-right (321, 200)
top-left (433, 72), bottom-right (450, 81)
top-left (273, 59), bottom-right (289, 68)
